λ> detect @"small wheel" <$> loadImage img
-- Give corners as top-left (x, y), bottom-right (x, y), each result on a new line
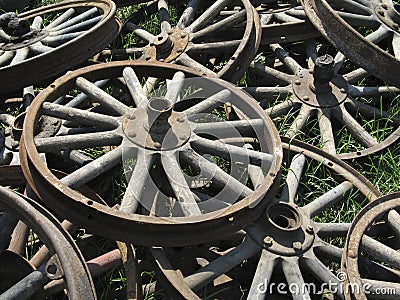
top-left (100, 0), bottom-right (260, 82)
top-left (252, 0), bottom-right (320, 46)
top-left (150, 138), bottom-right (380, 299)
top-left (302, 0), bottom-right (400, 88)
top-left (243, 38), bottom-right (400, 159)
top-left (342, 193), bottom-right (400, 299)
top-left (20, 61), bottom-right (282, 246)
top-left (0, 0), bottom-right (120, 95)
top-left (0, 184), bottom-right (96, 299)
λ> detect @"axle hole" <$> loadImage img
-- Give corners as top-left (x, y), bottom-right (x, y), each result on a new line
top-left (149, 97), bottom-right (171, 112)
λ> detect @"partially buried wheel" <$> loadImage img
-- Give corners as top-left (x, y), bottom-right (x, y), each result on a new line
top-left (20, 61), bottom-right (282, 246)
top-left (0, 0), bottom-right (119, 95)
top-left (342, 193), bottom-right (400, 299)
top-left (100, 0), bottom-right (260, 82)
top-left (302, 0), bottom-right (400, 88)
top-left (150, 137), bottom-right (380, 299)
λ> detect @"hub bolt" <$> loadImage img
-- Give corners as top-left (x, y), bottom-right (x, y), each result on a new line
top-left (306, 225), bottom-right (314, 234)
top-left (263, 236), bottom-right (273, 247)
top-left (292, 242), bottom-right (302, 251)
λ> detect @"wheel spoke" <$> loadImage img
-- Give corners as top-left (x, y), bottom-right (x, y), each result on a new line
top-left (183, 89), bottom-right (231, 116)
top-left (165, 71), bottom-right (185, 105)
top-left (34, 130), bottom-right (121, 152)
top-left (365, 25), bottom-right (391, 44)
top-left (184, 237), bottom-right (260, 291)
top-left (49, 15), bottom-right (101, 36)
top-left (191, 135), bottom-right (273, 167)
top-left (29, 42), bottom-right (54, 54)
top-left (245, 86), bottom-right (292, 102)
top-left (0, 270), bottom-right (47, 300)
top-left (266, 96), bottom-right (299, 120)
top-left (45, 8), bottom-right (75, 30)
top-left (393, 34), bottom-right (400, 59)
top-left (123, 67), bottom-right (148, 107)
top-left (247, 250), bottom-right (277, 299)
top-left (176, 53), bottom-right (215, 76)
top-left (76, 77), bottom-right (130, 115)
top-left (361, 235), bottom-right (400, 270)
top-left (281, 154), bottom-right (306, 203)
top-left (348, 85), bottom-right (400, 98)
top-left (42, 31), bottom-right (86, 47)
top-left (61, 146), bottom-right (122, 189)
top-left (193, 119), bottom-right (263, 137)
top-left (48, 7), bottom-right (98, 32)
top-left (181, 148), bottom-right (253, 201)
top-left (191, 10), bottom-right (246, 42)
top-left (282, 257), bottom-right (311, 300)
top-left (303, 181), bottom-right (353, 217)
top-left (387, 209), bottom-right (400, 238)
top-left (315, 222), bottom-right (351, 237)
top-left (271, 44), bottom-right (302, 74)
top-left (41, 102), bottom-right (119, 129)
top-left (177, 0), bottom-right (201, 29)
top-left (318, 109), bottom-right (337, 155)
top-left (11, 48), bottom-right (29, 65)
top-left (285, 105), bottom-right (313, 138)
top-left (0, 51), bottom-right (14, 67)
top-left (345, 98), bottom-right (400, 126)
top-left (187, 40), bottom-right (241, 55)
top-left (343, 68), bottom-right (370, 84)
top-left (158, 0), bottom-right (171, 33)
top-left (335, 106), bottom-right (379, 148)
top-left (303, 255), bottom-right (344, 299)
top-left (249, 62), bottom-right (293, 86)
top-left (125, 22), bottom-right (156, 43)
top-left (161, 152), bottom-right (201, 216)
top-left (329, 0), bottom-right (372, 15)
top-left (119, 149), bottom-right (154, 214)
top-left (187, 0), bottom-right (233, 33)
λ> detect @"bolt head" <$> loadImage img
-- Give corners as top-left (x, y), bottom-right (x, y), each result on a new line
top-left (340, 88), bottom-right (346, 93)
top-left (394, 23), bottom-right (399, 30)
top-left (177, 117), bottom-right (185, 123)
top-left (295, 80), bottom-right (301, 85)
top-left (154, 142), bottom-right (162, 149)
top-left (263, 236), bottom-right (273, 247)
top-left (177, 48), bottom-right (183, 53)
top-left (159, 59), bottom-right (165, 62)
top-left (292, 242), bottom-right (302, 251)
top-left (382, 4), bottom-right (388, 9)
top-left (180, 33), bottom-right (186, 38)
top-left (303, 96), bottom-right (310, 101)
top-left (179, 134), bottom-right (187, 140)
top-left (306, 225), bottom-right (314, 234)
top-left (349, 249), bottom-right (358, 259)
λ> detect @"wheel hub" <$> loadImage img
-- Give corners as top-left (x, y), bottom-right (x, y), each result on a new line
top-left (0, 12), bottom-right (49, 51)
top-left (248, 202), bottom-right (315, 256)
top-left (123, 97), bottom-right (191, 151)
top-left (293, 54), bottom-right (348, 108)
top-left (375, 3), bottom-right (400, 32)
top-left (143, 29), bottom-right (189, 62)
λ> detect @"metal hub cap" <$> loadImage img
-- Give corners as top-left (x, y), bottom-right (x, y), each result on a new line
top-left (123, 97), bottom-right (191, 150)
top-left (144, 30), bottom-right (189, 63)
top-left (293, 54), bottom-right (348, 108)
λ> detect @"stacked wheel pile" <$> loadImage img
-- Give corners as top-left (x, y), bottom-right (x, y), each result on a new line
top-left (0, 0), bottom-right (400, 299)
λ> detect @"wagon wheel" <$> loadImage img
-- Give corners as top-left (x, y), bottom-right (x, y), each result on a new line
top-left (19, 61), bottom-right (282, 246)
top-left (0, 0), bottom-right (120, 95)
top-left (251, 0), bottom-right (320, 46)
top-left (0, 187), bottom-right (96, 299)
top-left (0, 165), bottom-right (141, 299)
top-left (150, 137), bottom-right (380, 299)
top-left (243, 39), bottom-right (400, 160)
top-left (100, 0), bottom-right (260, 82)
top-left (302, 0), bottom-right (400, 88)
top-left (342, 193), bottom-right (400, 299)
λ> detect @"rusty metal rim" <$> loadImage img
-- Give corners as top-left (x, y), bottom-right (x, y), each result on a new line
top-left (0, 186), bottom-right (96, 300)
top-left (342, 193), bottom-right (400, 300)
top-left (0, 0), bottom-right (120, 94)
top-left (301, 0), bottom-right (400, 88)
top-left (150, 136), bottom-right (381, 300)
top-left (20, 60), bottom-right (282, 246)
